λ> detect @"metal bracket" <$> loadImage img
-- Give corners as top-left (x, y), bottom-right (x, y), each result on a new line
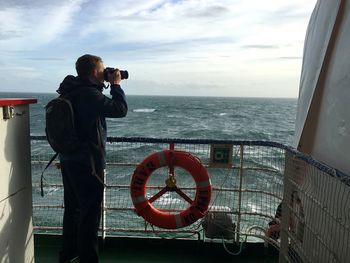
top-left (2, 106), bottom-right (26, 120)
top-left (2, 106), bottom-right (14, 120)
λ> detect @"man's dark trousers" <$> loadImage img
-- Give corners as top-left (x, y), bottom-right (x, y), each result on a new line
top-left (59, 160), bottom-right (104, 263)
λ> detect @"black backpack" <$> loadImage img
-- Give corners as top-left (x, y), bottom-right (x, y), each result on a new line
top-left (45, 92), bottom-right (82, 154)
top-left (41, 89), bottom-right (83, 196)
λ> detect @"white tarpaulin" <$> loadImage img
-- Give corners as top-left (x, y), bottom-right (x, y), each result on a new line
top-left (294, 0), bottom-right (350, 175)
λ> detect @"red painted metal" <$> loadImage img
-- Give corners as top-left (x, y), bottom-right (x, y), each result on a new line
top-left (0, 98), bottom-right (37, 106)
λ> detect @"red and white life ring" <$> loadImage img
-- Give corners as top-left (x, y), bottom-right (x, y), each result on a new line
top-left (130, 150), bottom-right (212, 229)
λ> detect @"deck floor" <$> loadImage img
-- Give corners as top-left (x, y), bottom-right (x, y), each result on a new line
top-left (34, 235), bottom-right (279, 263)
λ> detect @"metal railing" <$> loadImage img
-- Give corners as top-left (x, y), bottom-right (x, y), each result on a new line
top-left (31, 136), bottom-right (350, 261)
top-left (31, 136), bottom-right (286, 245)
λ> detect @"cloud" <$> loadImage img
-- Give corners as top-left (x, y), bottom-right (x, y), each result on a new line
top-left (0, 0), bottom-right (318, 97)
top-left (79, 1), bottom-right (236, 43)
top-left (73, 0), bottom-right (315, 65)
top-left (0, 64), bottom-right (41, 78)
top-left (180, 4), bottom-right (230, 18)
top-left (277, 56), bottom-right (302, 60)
top-left (25, 57), bottom-right (66, 61)
top-left (0, 0), bottom-right (86, 50)
top-left (0, 0), bottom-right (314, 55)
top-left (0, 30), bottom-right (21, 40)
top-left (241, 45), bottom-right (279, 50)
top-left (0, 0), bottom-right (61, 8)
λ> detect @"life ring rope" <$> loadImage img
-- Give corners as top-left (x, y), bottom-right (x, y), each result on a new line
top-left (130, 149), bottom-right (212, 229)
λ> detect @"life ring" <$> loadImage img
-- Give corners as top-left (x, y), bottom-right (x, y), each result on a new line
top-left (130, 150), bottom-right (212, 229)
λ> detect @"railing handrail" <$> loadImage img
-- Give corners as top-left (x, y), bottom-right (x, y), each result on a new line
top-left (31, 135), bottom-right (288, 148)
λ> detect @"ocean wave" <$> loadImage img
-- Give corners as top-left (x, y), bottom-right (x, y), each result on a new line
top-left (44, 186), bottom-right (60, 196)
top-left (247, 202), bottom-right (260, 213)
top-left (216, 113), bottom-right (227, 116)
top-left (133, 108), bottom-right (156, 113)
top-left (146, 192), bottom-right (182, 206)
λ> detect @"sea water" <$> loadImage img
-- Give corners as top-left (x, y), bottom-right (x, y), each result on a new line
top-left (0, 92), bottom-right (297, 144)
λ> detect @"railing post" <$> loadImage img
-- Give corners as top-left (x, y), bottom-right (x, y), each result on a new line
top-left (236, 144), bottom-right (244, 244)
top-left (101, 169), bottom-right (107, 245)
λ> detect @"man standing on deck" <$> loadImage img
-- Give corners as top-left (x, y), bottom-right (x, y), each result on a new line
top-left (57, 54), bottom-right (128, 263)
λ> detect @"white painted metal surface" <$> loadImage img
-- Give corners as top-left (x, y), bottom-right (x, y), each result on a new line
top-left (0, 102), bottom-right (35, 263)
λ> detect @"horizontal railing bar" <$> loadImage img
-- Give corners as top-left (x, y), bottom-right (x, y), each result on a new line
top-left (35, 183), bottom-right (282, 200)
top-left (31, 135), bottom-right (288, 149)
top-left (33, 226), bottom-right (199, 234)
top-left (32, 205), bottom-right (276, 220)
top-left (32, 162), bottom-right (281, 176)
top-left (33, 205), bottom-right (63, 208)
top-left (104, 228), bottom-right (200, 234)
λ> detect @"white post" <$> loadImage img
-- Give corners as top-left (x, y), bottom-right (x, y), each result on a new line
top-left (236, 144), bottom-right (244, 244)
top-left (0, 99), bottom-right (37, 263)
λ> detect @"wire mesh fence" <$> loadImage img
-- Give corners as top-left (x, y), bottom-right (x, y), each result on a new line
top-left (31, 136), bottom-right (350, 261)
top-left (31, 136), bottom-right (285, 244)
top-left (280, 151), bottom-right (350, 263)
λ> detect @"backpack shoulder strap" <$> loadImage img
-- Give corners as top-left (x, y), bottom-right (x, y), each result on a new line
top-left (40, 153), bottom-right (58, 197)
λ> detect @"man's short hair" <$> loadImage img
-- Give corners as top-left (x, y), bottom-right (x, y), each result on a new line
top-left (75, 54), bottom-right (103, 78)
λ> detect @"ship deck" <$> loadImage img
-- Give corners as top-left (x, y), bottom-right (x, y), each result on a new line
top-left (34, 234), bottom-right (279, 263)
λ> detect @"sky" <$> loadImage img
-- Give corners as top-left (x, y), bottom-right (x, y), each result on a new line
top-left (0, 0), bottom-right (317, 97)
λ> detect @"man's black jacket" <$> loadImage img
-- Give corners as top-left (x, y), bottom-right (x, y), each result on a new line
top-left (57, 75), bottom-right (128, 172)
